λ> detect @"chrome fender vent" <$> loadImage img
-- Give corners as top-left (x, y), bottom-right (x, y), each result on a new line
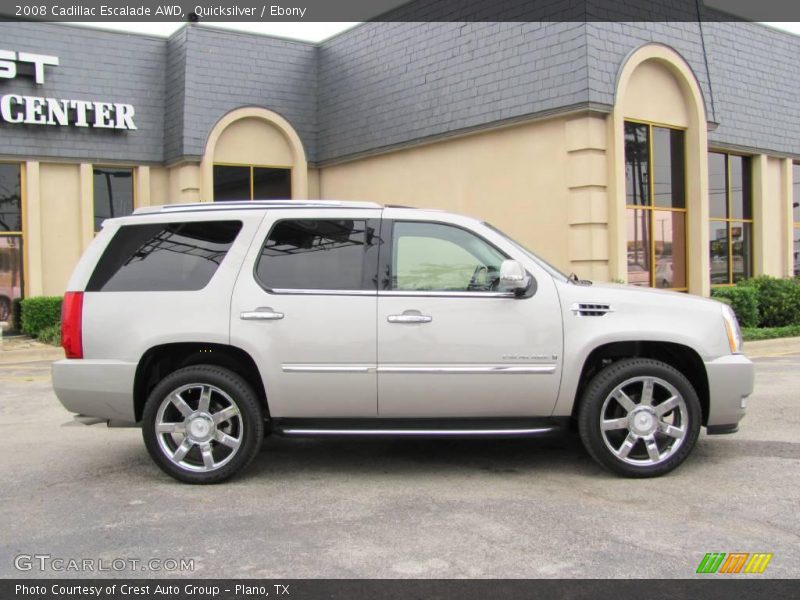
top-left (571, 303), bottom-right (613, 317)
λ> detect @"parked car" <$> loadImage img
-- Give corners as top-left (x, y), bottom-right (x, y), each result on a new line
top-left (52, 201), bottom-right (754, 483)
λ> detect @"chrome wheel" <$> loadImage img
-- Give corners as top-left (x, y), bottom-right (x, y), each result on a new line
top-left (155, 383), bottom-right (243, 473)
top-left (599, 375), bottom-right (688, 467)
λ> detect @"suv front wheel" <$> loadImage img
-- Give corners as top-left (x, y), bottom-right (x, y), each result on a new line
top-left (577, 358), bottom-right (701, 478)
top-left (142, 365), bottom-right (264, 484)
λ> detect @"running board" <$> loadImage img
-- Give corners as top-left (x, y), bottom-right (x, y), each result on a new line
top-left (271, 418), bottom-right (569, 439)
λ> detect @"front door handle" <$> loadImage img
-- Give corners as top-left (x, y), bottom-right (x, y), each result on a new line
top-left (387, 314), bottom-right (432, 324)
top-left (241, 307), bottom-right (284, 321)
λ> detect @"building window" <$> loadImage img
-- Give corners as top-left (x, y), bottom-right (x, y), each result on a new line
top-left (793, 164), bottom-right (800, 277)
top-left (708, 152), bottom-right (753, 285)
top-left (94, 167), bottom-right (134, 231)
top-left (0, 162), bottom-right (23, 327)
top-left (624, 121), bottom-right (687, 290)
top-left (213, 165), bottom-right (291, 201)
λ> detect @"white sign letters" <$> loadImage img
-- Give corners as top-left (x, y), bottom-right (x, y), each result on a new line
top-left (0, 49), bottom-right (137, 130)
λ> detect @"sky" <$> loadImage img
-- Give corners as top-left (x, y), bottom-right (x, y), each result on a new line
top-left (66, 21), bottom-right (800, 43)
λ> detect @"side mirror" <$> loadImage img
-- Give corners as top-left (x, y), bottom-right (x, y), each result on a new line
top-left (498, 259), bottom-right (533, 296)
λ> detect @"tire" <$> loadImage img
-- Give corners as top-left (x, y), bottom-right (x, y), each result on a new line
top-left (142, 365), bottom-right (264, 484)
top-left (577, 358), bottom-right (701, 478)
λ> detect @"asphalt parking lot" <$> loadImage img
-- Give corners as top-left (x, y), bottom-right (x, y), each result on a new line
top-left (0, 354), bottom-right (798, 579)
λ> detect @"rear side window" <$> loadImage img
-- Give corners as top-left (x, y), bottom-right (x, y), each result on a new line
top-left (256, 219), bottom-right (379, 291)
top-left (87, 221), bottom-right (242, 292)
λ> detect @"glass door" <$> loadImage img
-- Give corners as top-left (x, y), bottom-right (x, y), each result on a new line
top-left (0, 163), bottom-right (23, 329)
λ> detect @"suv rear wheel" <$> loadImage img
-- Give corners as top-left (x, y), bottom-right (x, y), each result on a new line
top-left (142, 365), bottom-right (264, 484)
top-left (577, 358), bottom-right (701, 478)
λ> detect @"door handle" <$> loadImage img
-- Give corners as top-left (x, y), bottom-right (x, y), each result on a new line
top-left (241, 307), bottom-right (284, 321)
top-left (387, 314), bottom-right (432, 324)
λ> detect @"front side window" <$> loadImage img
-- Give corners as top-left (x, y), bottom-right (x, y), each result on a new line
top-left (256, 219), bottom-right (379, 291)
top-left (624, 122), bottom-right (687, 290)
top-left (390, 221), bottom-right (506, 292)
top-left (87, 221), bottom-right (242, 292)
top-left (793, 164), bottom-right (800, 277)
top-left (0, 163), bottom-right (23, 328)
top-left (93, 167), bottom-right (134, 231)
top-left (213, 165), bottom-right (291, 201)
top-left (708, 152), bottom-right (753, 285)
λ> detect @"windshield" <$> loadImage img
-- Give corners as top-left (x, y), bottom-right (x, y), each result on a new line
top-left (482, 222), bottom-right (570, 282)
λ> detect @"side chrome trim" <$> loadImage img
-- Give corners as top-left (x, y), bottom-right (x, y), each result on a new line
top-left (378, 290), bottom-right (515, 298)
top-left (281, 427), bottom-right (555, 437)
top-left (271, 288), bottom-right (376, 296)
top-left (377, 365), bottom-right (556, 374)
top-left (282, 365), bottom-right (374, 373)
top-left (280, 364), bottom-right (556, 374)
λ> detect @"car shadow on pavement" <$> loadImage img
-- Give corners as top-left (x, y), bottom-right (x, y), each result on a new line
top-left (243, 431), bottom-right (603, 480)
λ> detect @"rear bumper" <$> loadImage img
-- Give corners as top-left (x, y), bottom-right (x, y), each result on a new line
top-left (51, 359), bottom-right (137, 423)
top-left (704, 354), bottom-right (754, 431)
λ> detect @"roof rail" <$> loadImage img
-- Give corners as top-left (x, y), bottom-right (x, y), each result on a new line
top-left (134, 199), bottom-right (383, 215)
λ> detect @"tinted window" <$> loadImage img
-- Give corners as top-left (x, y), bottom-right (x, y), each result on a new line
top-left (213, 166), bottom-right (251, 201)
top-left (624, 122), bottom-right (649, 207)
top-left (256, 219), bottom-right (378, 291)
top-left (213, 165), bottom-right (292, 201)
top-left (391, 222), bottom-right (506, 292)
top-left (253, 167), bottom-right (291, 199)
top-left (652, 127), bottom-right (685, 209)
top-left (87, 221), bottom-right (242, 292)
top-left (708, 152), bottom-right (727, 219)
top-left (93, 167), bottom-right (134, 231)
top-left (0, 163), bottom-right (22, 233)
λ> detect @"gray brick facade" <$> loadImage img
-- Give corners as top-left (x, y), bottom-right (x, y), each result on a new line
top-left (1, 12), bottom-right (800, 165)
top-left (0, 22), bottom-right (167, 163)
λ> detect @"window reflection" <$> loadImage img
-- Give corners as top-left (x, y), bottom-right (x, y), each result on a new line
top-left (625, 123), bottom-right (649, 207)
top-left (93, 167), bottom-right (134, 231)
top-left (257, 219), bottom-right (377, 291)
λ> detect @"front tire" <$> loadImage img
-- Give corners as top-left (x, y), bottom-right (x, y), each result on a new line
top-left (577, 358), bottom-right (701, 478)
top-left (142, 365), bottom-right (264, 484)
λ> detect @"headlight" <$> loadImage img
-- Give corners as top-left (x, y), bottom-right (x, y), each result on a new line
top-left (721, 304), bottom-right (743, 354)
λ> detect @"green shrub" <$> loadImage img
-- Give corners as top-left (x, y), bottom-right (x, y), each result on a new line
top-left (36, 323), bottom-right (62, 346)
top-left (20, 296), bottom-right (62, 338)
top-left (711, 286), bottom-right (760, 328)
top-left (742, 324), bottom-right (800, 341)
top-left (738, 276), bottom-right (800, 327)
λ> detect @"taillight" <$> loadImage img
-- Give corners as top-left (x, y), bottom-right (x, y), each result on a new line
top-left (61, 291), bottom-right (83, 359)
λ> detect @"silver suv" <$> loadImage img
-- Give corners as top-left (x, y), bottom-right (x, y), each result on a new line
top-left (52, 201), bottom-right (754, 483)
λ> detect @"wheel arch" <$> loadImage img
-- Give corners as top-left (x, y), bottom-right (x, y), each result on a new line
top-left (134, 342), bottom-right (269, 423)
top-left (571, 341), bottom-right (710, 426)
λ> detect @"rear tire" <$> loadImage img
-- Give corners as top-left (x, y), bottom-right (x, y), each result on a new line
top-left (142, 365), bottom-right (264, 484)
top-left (577, 358), bottom-right (701, 478)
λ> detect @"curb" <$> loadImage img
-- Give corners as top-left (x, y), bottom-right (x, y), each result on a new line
top-left (744, 336), bottom-right (800, 358)
top-left (0, 344), bottom-right (65, 364)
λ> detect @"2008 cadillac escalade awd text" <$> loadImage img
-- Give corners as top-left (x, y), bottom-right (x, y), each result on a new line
top-left (52, 201), bottom-right (754, 483)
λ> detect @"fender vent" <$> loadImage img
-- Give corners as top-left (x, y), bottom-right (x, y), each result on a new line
top-left (571, 303), bottom-right (613, 317)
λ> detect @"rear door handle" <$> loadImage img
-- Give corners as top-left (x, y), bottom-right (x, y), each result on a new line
top-left (387, 314), bottom-right (432, 324)
top-left (241, 307), bottom-right (284, 321)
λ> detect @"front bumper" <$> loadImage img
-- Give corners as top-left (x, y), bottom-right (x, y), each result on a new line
top-left (704, 354), bottom-right (754, 432)
top-left (51, 359), bottom-right (138, 423)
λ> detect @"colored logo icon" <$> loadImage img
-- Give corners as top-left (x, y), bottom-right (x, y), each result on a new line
top-left (696, 552), bottom-right (773, 574)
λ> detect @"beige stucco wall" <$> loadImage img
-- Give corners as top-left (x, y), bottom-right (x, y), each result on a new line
top-left (38, 163), bottom-right (82, 295)
top-left (753, 156), bottom-right (796, 278)
top-left (319, 116), bottom-right (576, 274)
top-left (213, 117), bottom-right (294, 167)
top-left (621, 60), bottom-right (690, 127)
